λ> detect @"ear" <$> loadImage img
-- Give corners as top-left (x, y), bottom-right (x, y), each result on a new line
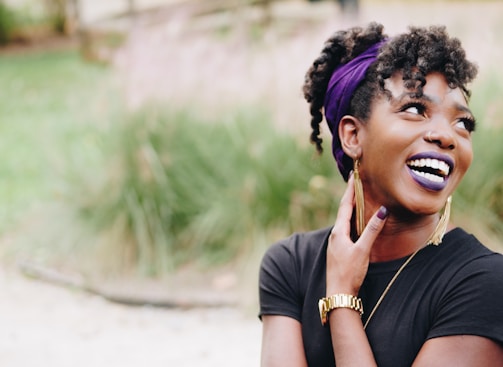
top-left (338, 115), bottom-right (363, 159)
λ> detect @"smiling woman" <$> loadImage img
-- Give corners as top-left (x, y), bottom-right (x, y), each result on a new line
top-left (358, 71), bottom-right (474, 217)
top-left (258, 22), bottom-right (503, 367)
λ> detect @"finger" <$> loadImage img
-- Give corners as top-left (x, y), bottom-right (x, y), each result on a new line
top-left (356, 206), bottom-right (388, 253)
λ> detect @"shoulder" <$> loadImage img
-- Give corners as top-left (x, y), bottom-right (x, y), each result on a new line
top-left (428, 228), bottom-right (503, 344)
top-left (259, 226), bottom-right (331, 295)
top-left (435, 228), bottom-right (503, 291)
top-left (441, 228), bottom-right (503, 273)
top-left (258, 227), bottom-right (331, 320)
top-left (260, 226), bottom-right (331, 275)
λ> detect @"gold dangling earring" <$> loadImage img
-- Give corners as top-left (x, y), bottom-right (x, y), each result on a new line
top-left (427, 195), bottom-right (452, 246)
top-left (353, 159), bottom-right (365, 237)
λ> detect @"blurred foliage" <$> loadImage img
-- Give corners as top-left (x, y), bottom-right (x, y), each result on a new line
top-left (1, 36), bottom-right (503, 277)
top-left (456, 127), bottom-right (503, 238)
top-left (43, 0), bottom-right (67, 33)
top-left (0, 0), bottom-right (71, 44)
top-left (69, 104), bottom-right (503, 275)
top-left (0, 2), bottom-right (16, 44)
top-left (0, 49), bottom-right (113, 233)
top-left (455, 69), bottom-right (503, 239)
top-left (71, 107), bottom-right (342, 275)
top-left (470, 69), bottom-right (503, 130)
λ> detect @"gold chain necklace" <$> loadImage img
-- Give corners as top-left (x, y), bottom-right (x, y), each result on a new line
top-left (363, 247), bottom-right (421, 330)
top-left (361, 196), bottom-right (451, 330)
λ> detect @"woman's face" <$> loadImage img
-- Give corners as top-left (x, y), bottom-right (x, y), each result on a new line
top-left (358, 71), bottom-right (475, 216)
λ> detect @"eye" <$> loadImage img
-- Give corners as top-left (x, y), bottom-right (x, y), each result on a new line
top-left (400, 102), bottom-right (427, 116)
top-left (455, 117), bottom-right (476, 133)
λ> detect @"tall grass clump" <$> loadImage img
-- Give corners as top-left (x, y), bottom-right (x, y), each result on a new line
top-left (455, 127), bottom-right (503, 239)
top-left (0, 2), bottom-right (15, 44)
top-left (75, 106), bottom-right (342, 275)
top-left (0, 49), bottom-right (113, 230)
top-left (73, 105), bottom-right (503, 276)
top-left (453, 70), bottom-right (503, 248)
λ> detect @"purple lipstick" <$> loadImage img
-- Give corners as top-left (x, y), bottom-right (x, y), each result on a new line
top-left (406, 152), bottom-right (454, 191)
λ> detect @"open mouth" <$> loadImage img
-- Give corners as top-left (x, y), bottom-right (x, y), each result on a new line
top-left (406, 158), bottom-right (451, 183)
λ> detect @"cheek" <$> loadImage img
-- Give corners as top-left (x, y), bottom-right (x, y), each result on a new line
top-left (457, 141), bottom-right (473, 175)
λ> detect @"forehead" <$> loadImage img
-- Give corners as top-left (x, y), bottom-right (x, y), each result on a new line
top-left (383, 71), bottom-right (468, 106)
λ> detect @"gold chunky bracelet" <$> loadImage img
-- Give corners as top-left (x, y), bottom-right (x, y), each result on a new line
top-left (318, 294), bottom-right (364, 325)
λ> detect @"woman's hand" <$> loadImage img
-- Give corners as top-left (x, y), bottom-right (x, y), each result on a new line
top-left (326, 174), bottom-right (388, 296)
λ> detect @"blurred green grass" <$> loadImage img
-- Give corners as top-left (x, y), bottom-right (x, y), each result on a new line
top-left (71, 106), bottom-right (342, 275)
top-left (0, 45), bottom-right (502, 278)
top-left (0, 49), bottom-right (115, 233)
top-left (0, 47), bottom-right (342, 275)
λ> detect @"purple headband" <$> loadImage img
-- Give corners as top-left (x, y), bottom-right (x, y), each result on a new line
top-left (323, 40), bottom-right (386, 180)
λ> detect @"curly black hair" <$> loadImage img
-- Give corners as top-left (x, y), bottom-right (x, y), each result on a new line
top-left (303, 22), bottom-right (478, 156)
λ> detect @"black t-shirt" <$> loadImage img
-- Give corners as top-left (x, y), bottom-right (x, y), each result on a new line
top-left (259, 227), bottom-right (503, 366)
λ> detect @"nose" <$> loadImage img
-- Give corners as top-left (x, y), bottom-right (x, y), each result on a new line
top-left (424, 127), bottom-right (456, 150)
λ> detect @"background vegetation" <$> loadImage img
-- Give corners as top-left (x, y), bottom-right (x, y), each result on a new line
top-left (1, 0), bottom-right (503, 284)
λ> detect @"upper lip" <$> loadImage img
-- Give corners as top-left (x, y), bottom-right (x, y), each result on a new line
top-left (406, 152), bottom-right (454, 177)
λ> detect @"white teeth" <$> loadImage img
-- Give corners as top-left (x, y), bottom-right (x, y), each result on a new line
top-left (411, 170), bottom-right (444, 183)
top-left (406, 158), bottom-right (450, 176)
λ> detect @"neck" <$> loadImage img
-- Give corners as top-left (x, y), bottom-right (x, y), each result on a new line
top-left (367, 213), bottom-right (444, 263)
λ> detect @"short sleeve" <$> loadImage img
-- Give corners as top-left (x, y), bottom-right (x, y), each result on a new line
top-left (427, 252), bottom-right (503, 344)
top-left (258, 237), bottom-right (303, 322)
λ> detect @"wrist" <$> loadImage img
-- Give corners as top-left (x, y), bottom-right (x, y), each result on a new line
top-left (318, 293), bottom-right (364, 325)
top-left (326, 284), bottom-right (359, 297)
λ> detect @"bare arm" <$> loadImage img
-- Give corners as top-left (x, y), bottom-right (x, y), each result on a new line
top-left (412, 335), bottom-right (503, 367)
top-left (328, 308), bottom-right (377, 366)
top-left (261, 315), bottom-right (308, 367)
top-left (324, 174), bottom-right (387, 366)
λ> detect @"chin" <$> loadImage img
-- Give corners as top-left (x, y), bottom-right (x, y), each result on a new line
top-left (391, 197), bottom-right (445, 218)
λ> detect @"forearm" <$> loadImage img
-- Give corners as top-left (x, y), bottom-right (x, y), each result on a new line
top-left (329, 309), bottom-right (377, 367)
top-left (261, 315), bottom-right (308, 367)
top-left (324, 180), bottom-right (388, 366)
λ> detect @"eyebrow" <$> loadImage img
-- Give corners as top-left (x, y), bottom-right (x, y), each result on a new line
top-left (393, 92), bottom-right (474, 116)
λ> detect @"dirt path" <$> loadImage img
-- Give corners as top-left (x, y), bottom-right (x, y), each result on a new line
top-left (0, 269), bottom-right (261, 366)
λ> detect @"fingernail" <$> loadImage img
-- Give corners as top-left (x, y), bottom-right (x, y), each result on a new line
top-left (377, 206), bottom-right (388, 220)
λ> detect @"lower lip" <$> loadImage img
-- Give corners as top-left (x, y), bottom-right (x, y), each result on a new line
top-left (407, 167), bottom-right (449, 191)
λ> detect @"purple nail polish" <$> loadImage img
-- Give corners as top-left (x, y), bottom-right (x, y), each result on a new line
top-left (377, 206), bottom-right (388, 220)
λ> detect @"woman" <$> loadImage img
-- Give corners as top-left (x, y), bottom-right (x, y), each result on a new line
top-left (259, 22), bottom-right (503, 366)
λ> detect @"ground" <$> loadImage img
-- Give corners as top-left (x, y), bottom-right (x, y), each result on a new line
top-left (0, 269), bottom-right (261, 366)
